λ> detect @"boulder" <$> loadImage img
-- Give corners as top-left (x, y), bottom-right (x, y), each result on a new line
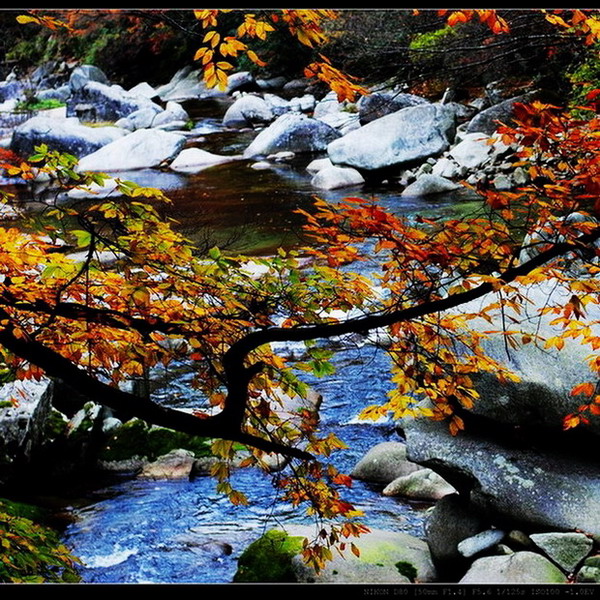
top-left (226, 71), bottom-right (257, 94)
top-left (0, 378), bottom-right (53, 483)
top-left (530, 532), bottom-right (593, 573)
top-left (67, 81), bottom-right (163, 122)
top-left (358, 91), bottom-right (429, 125)
top-left (151, 101), bottom-right (189, 130)
top-left (401, 174), bottom-right (461, 197)
top-left (77, 129), bottom-right (186, 172)
top-left (577, 556), bottom-right (600, 583)
top-left (68, 65), bottom-right (109, 92)
top-left (351, 441), bottom-right (423, 485)
top-left (382, 468), bottom-right (456, 501)
top-left (311, 165), bottom-right (364, 190)
top-left (459, 551), bottom-right (567, 584)
top-left (306, 157), bottom-right (334, 174)
top-left (243, 113), bottom-right (340, 158)
top-left (169, 147), bottom-right (241, 174)
top-left (155, 67), bottom-right (225, 102)
top-left (138, 448), bottom-right (196, 479)
top-left (327, 103), bottom-right (456, 174)
top-left (115, 107), bottom-right (161, 131)
top-left (313, 91), bottom-right (345, 119)
top-left (448, 132), bottom-right (493, 169)
top-left (234, 526), bottom-right (436, 584)
top-left (263, 93), bottom-right (291, 117)
top-left (314, 111), bottom-right (361, 136)
top-left (10, 115), bottom-right (126, 158)
top-left (0, 81), bottom-right (24, 103)
top-left (291, 527), bottom-right (436, 583)
top-left (425, 493), bottom-right (487, 576)
top-left (37, 85), bottom-right (70, 103)
top-left (466, 93), bottom-right (534, 135)
top-left (404, 416), bottom-right (600, 537)
top-left (222, 95), bottom-right (274, 128)
top-left (128, 82), bottom-right (157, 99)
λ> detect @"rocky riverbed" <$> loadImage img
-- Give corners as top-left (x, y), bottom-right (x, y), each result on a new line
top-left (0, 59), bottom-right (598, 585)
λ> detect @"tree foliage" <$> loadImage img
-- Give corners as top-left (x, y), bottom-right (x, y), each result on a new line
top-left (4, 7), bottom-right (600, 571)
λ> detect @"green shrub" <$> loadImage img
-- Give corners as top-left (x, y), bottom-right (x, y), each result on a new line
top-left (568, 42), bottom-right (600, 113)
top-left (15, 98), bottom-right (65, 112)
top-left (0, 501), bottom-right (80, 583)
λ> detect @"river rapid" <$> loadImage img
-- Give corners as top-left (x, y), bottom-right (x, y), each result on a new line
top-left (52, 109), bottom-right (480, 584)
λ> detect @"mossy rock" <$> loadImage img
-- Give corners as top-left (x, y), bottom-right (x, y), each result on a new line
top-left (233, 529), bottom-right (304, 583)
top-left (99, 419), bottom-right (211, 462)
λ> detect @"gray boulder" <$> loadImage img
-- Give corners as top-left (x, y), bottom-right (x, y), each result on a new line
top-left (37, 85), bottom-right (70, 103)
top-left (67, 81), bottom-right (163, 122)
top-left (128, 82), bottom-right (157, 99)
top-left (404, 416), bottom-right (600, 537)
top-left (226, 71), bottom-right (256, 94)
top-left (530, 532), bottom-right (593, 573)
top-left (448, 132), bottom-right (493, 169)
top-left (577, 556), bottom-right (600, 583)
top-left (358, 91), bottom-right (429, 125)
top-left (0, 378), bottom-right (53, 483)
top-left (425, 493), bottom-right (487, 574)
top-left (77, 129), bottom-right (186, 172)
top-left (459, 551), bottom-right (567, 584)
top-left (169, 147), bottom-right (241, 174)
top-left (68, 65), bottom-right (109, 92)
top-left (311, 165), bottom-right (364, 190)
top-left (0, 81), bottom-right (25, 102)
top-left (327, 103), bottom-right (456, 174)
top-left (382, 468), bottom-right (456, 501)
top-left (155, 67), bottom-right (225, 102)
top-left (466, 94), bottom-right (534, 135)
top-left (289, 526), bottom-right (436, 583)
top-left (222, 95), bottom-right (273, 128)
top-left (243, 113), bottom-right (340, 158)
top-left (351, 441), bottom-right (423, 484)
top-left (11, 115), bottom-right (126, 158)
top-left (401, 174), bottom-right (461, 197)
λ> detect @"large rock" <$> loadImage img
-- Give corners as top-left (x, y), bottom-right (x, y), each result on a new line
top-left (155, 67), bottom-right (225, 102)
top-left (77, 129), bottom-right (186, 171)
top-left (466, 93), bottom-right (534, 135)
top-left (222, 94), bottom-right (273, 128)
top-left (448, 132), bottom-right (493, 169)
top-left (530, 532), bottom-right (593, 573)
top-left (425, 493), bottom-right (487, 576)
top-left (459, 551), bottom-right (567, 584)
top-left (67, 81), bottom-right (162, 122)
top-left (358, 91), bottom-right (429, 125)
top-left (404, 416), bottom-right (600, 537)
top-left (401, 174), bottom-right (461, 197)
top-left (351, 441), bottom-right (423, 484)
top-left (10, 116), bottom-right (126, 158)
top-left (311, 165), bottom-right (364, 190)
top-left (138, 448), bottom-right (196, 479)
top-left (169, 147), bottom-right (241, 174)
top-left (243, 113), bottom-right (340, 158)
top-left (0, 378), bottom-right (53, 484)
top-left (461, 279), bottom-right (600, 436)
top-left (327, 103), bottom-right (456, 174)
top-left (68, 65), bottom-right (109, 92)
top-left (382, 468), bottom-right (456, 500)
top-left (291, 527), bottom-right (436, 583)
top-left (235, 526), bottom-right (436, 584)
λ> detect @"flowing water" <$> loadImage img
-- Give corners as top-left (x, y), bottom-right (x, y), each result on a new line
top-left (11, 106), bottom-right (481, 583)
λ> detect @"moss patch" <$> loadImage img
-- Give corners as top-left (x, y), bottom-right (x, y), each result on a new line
top-left (234, 529), bottom-right (304, 583)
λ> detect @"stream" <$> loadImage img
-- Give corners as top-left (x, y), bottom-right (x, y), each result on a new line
top-left (42, 107), bottom-right (481, 584)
